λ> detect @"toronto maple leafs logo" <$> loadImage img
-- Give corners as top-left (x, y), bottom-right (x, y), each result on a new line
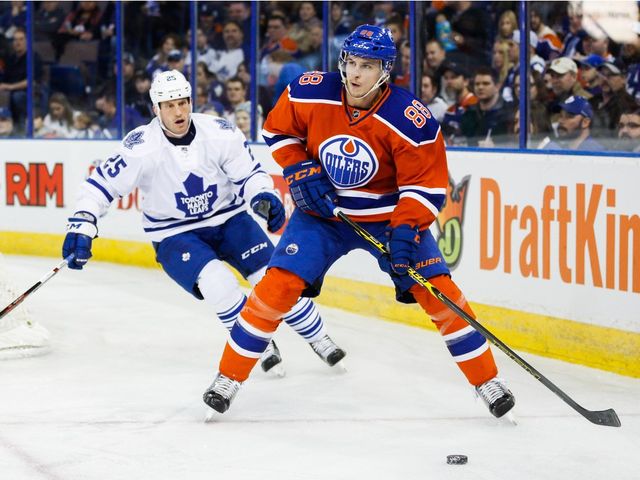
top-left (215, 118), bottom-right (235, 131)
top-left (123, 130), bottom-right (145, 150)
top-left (174, 174), bottom-right (218, 217)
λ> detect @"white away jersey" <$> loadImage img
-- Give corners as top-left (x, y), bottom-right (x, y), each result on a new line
top-left (74, 113), bottom-right (275, 242)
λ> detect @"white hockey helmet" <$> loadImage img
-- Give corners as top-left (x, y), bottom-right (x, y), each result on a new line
top-left (149, 69), bottom-right (192, 107)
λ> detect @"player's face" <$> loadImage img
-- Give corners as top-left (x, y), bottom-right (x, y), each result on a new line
top-left (157, 98), bottom-right (191, 136)
top-left (344, 55), bottom-right (384, 104)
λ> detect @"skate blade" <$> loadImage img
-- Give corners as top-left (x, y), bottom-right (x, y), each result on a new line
top-left (265, 363), bottom-right (286, 378)
top-left (204, 407), bottom-right (218, 423)
top-left (498, 410), bottom-right (518, 426)
top-left (332, 360), bottom-right (347, 373)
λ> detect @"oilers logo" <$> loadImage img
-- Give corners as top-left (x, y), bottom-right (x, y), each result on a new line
top-left (318, 135), bottom-right (379, 188)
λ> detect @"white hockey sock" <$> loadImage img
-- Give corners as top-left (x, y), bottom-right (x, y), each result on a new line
top-left (216, 294), bottom-right (247, 331)
top-left (282, 297), bottom-right (326, 343)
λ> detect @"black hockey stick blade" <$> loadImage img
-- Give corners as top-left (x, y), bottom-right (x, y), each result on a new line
top-left (0, 254), bottom-right (75, 321)
top-left (334, 209), bottom-right (621, 427)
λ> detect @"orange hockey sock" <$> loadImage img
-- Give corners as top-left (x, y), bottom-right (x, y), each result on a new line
top-left (411, 275), bottom-right (498, 386)
top-left (219, 268), bottom-right (306, 381)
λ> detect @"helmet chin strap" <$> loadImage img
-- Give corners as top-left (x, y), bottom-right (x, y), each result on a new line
top-left (339, 60), bottom-right (389, 101)
top-left (154, 100), bottom-right (193, 138)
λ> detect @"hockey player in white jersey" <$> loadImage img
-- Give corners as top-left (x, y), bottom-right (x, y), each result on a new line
top-left (62, 70), bottom-right (346, 375)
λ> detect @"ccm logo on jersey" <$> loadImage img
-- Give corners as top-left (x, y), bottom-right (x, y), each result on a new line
top-left (241, 242), bottom-right (268, 259)
top-left (318, 135), bottom-right (379, 188)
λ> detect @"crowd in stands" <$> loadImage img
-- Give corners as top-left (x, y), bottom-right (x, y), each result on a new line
top-left (0, 1), bottom-right (638, 152)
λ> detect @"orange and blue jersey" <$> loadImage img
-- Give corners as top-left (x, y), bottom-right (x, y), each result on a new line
top-left (262, 71), bottom-right (448, 232)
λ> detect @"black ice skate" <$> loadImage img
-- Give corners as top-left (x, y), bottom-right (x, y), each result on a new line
top-left (475, 377), bottom-right (515, 418)
top-left (260, 339), bottom-right (283, 373)
top-left (203, 373), bottom-right (242, 414)
top-left (310, 334), bottom-right (346, 367)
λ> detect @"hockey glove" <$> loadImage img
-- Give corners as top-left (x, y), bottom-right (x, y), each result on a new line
top-left (63, 211), bottom-right (98, 270)
top-left (251, 192), bottom-right (286, 233)
top-left (385, 224), bottom-right (421, 275)
top-left (282, 160), bottom-right (337, 218)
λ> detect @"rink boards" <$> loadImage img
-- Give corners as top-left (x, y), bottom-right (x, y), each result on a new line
top-left (0, 139), bottom-right (638, 377)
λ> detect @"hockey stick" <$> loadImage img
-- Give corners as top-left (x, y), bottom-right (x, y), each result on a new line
top-left (0, 254), bottom-right (75, 321)
top-left (335, 209), bottom-right (621, 427)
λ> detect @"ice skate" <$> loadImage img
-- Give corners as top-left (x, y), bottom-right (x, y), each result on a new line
top-left (203, 373), bottom-right (242, 414)
top-left (310, 335), bottom-right (346, 368)
top-left (475, 377), bottom-right (515, 418)
top-left (260, 339), bottom-right (285, 377)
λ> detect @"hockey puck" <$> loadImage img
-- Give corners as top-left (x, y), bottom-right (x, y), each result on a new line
top-left (446, 455), bottom-right (468, 465)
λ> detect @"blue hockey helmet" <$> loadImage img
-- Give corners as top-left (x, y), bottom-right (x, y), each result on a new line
top-left (340, 25), bottom-right (396, 75)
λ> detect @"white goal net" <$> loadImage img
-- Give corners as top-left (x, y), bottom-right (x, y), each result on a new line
top-left (0, 253), bottom-right (50, 359)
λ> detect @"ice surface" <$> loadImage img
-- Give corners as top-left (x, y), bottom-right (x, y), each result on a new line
top-left (1, 255), bottom-right (638, 480)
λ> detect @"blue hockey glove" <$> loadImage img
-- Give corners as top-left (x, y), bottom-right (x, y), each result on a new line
top-left (62, 211), bottom-right (98, 270)
top-left (251, 192), bottom-right (286, 232)
top-left (282, 160), bottom-right (337, 218)
top-left (385, 224), bottom-right (421, 275)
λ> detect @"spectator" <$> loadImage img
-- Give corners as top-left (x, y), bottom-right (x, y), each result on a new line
top-left (223, 76), bottom-right (247, 121)
top-left (547, 57), bottom-right (592, 124)
top-left (546, 95), bottom-right (603, 151)
top-left (561, 3), bottom-right (587, 58)
top-left (0, 106), bottom-right (14, 137)
top-left (440, 61), bottom-right (477, 145)
top-left (145, 33), bottom-right (180, 80)
top-left (577, 54), bottom-right (605, 97)
top-left (195, 61), bottom-right (224, 104)
top-left (235, 60), bottom-right (251, 86)
top-left (512, 70), bottom-right (552, 136)
top-left (0, 0), bottom-right (26, 40)
top-left (34, 1), bottom-right (65, 42)
top-left (95, 91), bottom-right (145, 138)
top-left (393, 40), bottom-right (411, 89)
top-left (501, 30), bottom-right (544, 102)
top-left (591, 61), bottom-right (637, 138)
top-left (491, 39), bottom-right (512, 89)
top-left (513, 29), bottom-right (545, 74)
top-left (36, 92), bottom-right (76, 138)
top-left (461, 66), bottom-right (515, 147)
top-left (616, 107), bottom-right (640, 152)
top-left (127, 70), bottom-right (153, 122)
top-left (299, 24), bottom-right (322, 71)
top-left (289, 1), bottom-right (322, 54)
top-left (73, 110), bottom-right (101, 139)
top-left (424, 39), bottom-right (446, 76)
top-left (330, 2), bottom-right (353, 37)
top-left (530, 7), bottom-right (563, 60)
top-left (497, 10), bottom-right (517, 42)
top-left (209, 20), bottom-right (245, 83)
top-left (166, 49), bottom-right (188, 77)
top-left (270, 51), bottom-right (305, 106)
top-left (385, 12), bottom-right (405, 47)
top-left (261, 14), bottom-right (298, 60)
top-left (588, 36), bottom-right (614, 63)
top-left (184, 27), bottom-right (217, 76)
top-left (420, 71), bottom-right (447, 122)
top-left (0, 27), bottom-right (42, 132)
top-left (56, 0), bottom-right (102, 57)
top-left (449, 1), bottom-right (491, 68)
top-left (233, 101), bottom-right (251, 140)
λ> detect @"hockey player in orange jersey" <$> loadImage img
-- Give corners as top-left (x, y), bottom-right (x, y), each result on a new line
top-left (203, 25), bottom-right (516, 418)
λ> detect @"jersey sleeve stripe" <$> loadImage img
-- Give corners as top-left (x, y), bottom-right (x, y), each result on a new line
top-left (399, 191), bottom-right (441, 217)
top-left (335, 189), bottom-right (397, 200)
top-left (86, 178), bottom-right (114, 203)
top-left (95, 166), bottom-right (106, 179)
top-left (399, 186), bottom-right (445, 211)
top-left (373, 114), bottom-right (441, 147)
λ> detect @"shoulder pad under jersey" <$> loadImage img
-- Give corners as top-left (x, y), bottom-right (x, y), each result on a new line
top-left (287, 71), bottom-right (342, 103)
top-left (375, 85), bottom-right (441, 146)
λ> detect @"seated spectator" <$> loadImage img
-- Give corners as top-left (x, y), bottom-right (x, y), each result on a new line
top-left (546, 57), bottom-right (593, 125)
top-left (146, 33), bottom-right (180, 80)
top-left (424, 39), bottom-right (446, 76)
top-left (330, 2), bottom-right (353, 37)
top-left (56, 0), bottom-right (102, 57)
top-left (36, 92), bottom-right (77, 138)
top-left (393, 40), bottom-right (411, 89)
top-left (127, 70), bottom-right (153, 122)
top-left (591, 60), bottom-right (638, 139)
top-left (223, 76), bottom-right (248, 121)
top-left (0, 27), bottom-right (42, 133)
top-left (95, 91), bottom-right (145, 138)
top-left (0, 0), bottom-right (26, 40)
top-left (184, 27), bottom-right (217, 77)
top-left (166, 49), bottom-right (188, 77)
top-left (440, 61), bottom-right (477, 145)
top-left (461, 66), bottom-right (515, 147)
top-left (512, 70), bottom-right (552, 136)
top-left (195, 61), bottom-right (224, 103)
top-left (420, 71), bottom-right (447, 122)
top-left (0, 106), bottom-right (14, 137)
top-left (197, 101), bottom-right (224, 117)
top-left (561, 4), bottom-right (588, 58)
top-left (530, 7), bottom-right (563, 60)
top-left (491, 39), bottom-right (512, 89)
top-left (546, 95), bottom-right (603, 151)
top-left (299, 24), bottom-right (323, 71)
top-left (616, 107), bottom-right (640, 152)
top-left (449, 1), bottom-right (491, 68)
top-left (289, 1), bottom-right (322, 55)
top-left (270, 51), bottom-right (305, 105)
top-left (209, 21), bottom-right (245, 83)
top-left (577, 54), bottom-right (605, 97)
top-left (73, 110), bottom-right (101, 139)
top-left (496, 10), bottom-right (517, 42)
top-left (34, 1), bottom-right (65, 43)
top-left (261, 14), bottom-right (298, 60)
top-left (234, 102), bottom-right (251, 141)
top-left (500, 31), bottom-right (544, 102)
